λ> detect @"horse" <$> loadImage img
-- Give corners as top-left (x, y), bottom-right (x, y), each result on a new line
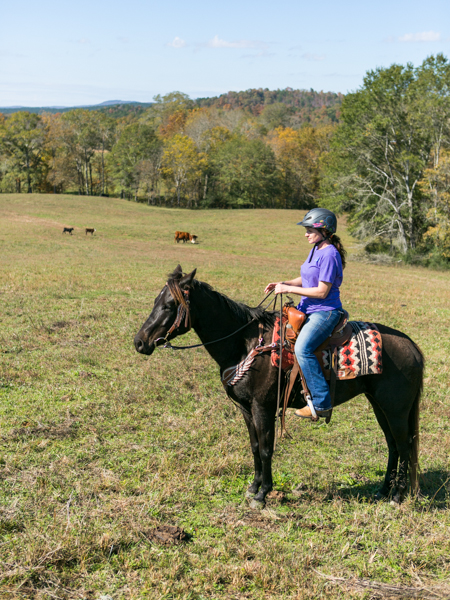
top-left (134, 265), bottom-right (424, 506)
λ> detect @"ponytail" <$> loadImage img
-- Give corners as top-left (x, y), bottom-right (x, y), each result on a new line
top-left (326, 232), bottom-right (347, 269)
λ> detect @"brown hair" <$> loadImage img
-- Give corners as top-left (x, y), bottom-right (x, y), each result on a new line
top-left (325, 231), bottom-right (347, 269)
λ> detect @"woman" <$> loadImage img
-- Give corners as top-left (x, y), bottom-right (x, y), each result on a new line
top-left (264, 208), bottom-right (347, 420)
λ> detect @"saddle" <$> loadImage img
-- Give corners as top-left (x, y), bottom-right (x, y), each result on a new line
top-left (283, 303), bottom-right (351, 354)
top-left (281, 303), bottom-right (351, 426)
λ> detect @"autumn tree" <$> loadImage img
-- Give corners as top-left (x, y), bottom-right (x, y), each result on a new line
top-left (161, 134), bottom-right (206, 207)
top-left (420, 150), bottom-right (450, 259)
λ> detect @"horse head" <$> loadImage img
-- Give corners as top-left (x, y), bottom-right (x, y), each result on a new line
top-left (134, 264), bottom-right (197, 356)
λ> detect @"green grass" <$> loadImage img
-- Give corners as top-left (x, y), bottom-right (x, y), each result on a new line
top-left (1, 193), bottom-right (450, 599)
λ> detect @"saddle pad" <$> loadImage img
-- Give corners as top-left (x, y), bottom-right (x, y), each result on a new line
top-left (321, 321), bottom-right (382, 380)
top-left (271, 318), bottom-right (382, 380)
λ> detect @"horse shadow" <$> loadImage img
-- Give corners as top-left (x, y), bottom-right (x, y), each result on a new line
top-left (279, 469), bottom-right (450, 510)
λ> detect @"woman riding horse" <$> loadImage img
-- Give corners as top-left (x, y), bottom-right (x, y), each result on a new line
top-left (265, 207), bottom-right (347, 420)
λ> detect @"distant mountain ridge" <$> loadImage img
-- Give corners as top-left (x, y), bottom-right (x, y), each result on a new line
top-left (0, 100), bottom-right (153, 115)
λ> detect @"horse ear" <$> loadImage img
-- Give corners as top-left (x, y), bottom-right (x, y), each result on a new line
top-left (174, 264), bottom-right (183, 275)
top-left (180, 268), bottom-right (197, 289)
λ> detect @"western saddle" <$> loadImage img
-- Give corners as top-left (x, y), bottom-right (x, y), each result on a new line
top-left (281, 303), bottom-right (352, 425)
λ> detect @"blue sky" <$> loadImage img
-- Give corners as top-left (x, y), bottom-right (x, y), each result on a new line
top-left (1, 0), bottom-right (449, 106)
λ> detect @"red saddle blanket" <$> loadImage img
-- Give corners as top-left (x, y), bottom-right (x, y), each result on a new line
top-left (271, 319), bottom-right (382, 380)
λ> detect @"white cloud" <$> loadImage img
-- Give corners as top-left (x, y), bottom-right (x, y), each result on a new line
top-left (302, 53), bottom-right (325, 61)
top-left (77, 38), bottom-right (90, 44)
top-left (399, 31), bottom-right (441, 42)
top-left (167, 36), bottom-right (186, 48)
top-left (206, 34), bottom-right (265, 49)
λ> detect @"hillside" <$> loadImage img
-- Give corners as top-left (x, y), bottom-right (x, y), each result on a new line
top-left (195, 88), bottom-right (343, 124)
top-left (0, 88), bottom-right (342, 124)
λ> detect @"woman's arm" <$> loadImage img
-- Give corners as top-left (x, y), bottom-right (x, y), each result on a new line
top-left (264, 276), bottom-right (302, 294)
top-left (274, 281), bottom-right (332, 299)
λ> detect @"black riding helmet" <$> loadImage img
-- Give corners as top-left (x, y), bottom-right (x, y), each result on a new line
top-left (297, 208), bottom-right (338, 262)
top-left (297, 207), bottom-right (337, 234)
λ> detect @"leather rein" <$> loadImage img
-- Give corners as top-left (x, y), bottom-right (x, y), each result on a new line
top-left (154, 280), bottom-right (276, 351)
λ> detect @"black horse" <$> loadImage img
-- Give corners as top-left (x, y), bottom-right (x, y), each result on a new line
top-left (134, 265), bottom-right (424, 505)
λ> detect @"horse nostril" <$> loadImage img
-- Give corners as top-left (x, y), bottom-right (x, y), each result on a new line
top-left (135, 337), bottom-right (144, 352)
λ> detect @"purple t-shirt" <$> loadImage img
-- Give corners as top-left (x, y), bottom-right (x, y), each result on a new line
top-left (296, 245), bottom-right (343, 314)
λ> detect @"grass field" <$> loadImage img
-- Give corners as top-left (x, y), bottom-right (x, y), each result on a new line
top-left (1, 193), bottom-right (450, 600)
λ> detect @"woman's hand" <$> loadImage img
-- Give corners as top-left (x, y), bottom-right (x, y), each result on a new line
top-left (264, 282), bottom-right (279, 294)
top-left (274, 283), bottom-right (291, 295)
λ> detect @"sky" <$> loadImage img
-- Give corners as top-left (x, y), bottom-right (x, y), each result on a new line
top-left (1, 0), bottom-right (449, 107)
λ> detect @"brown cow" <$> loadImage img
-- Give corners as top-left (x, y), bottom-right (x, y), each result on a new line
top-left (175, 231), bottom-right (198, 244)
top-left (85, 228), bottom-right (96, 235)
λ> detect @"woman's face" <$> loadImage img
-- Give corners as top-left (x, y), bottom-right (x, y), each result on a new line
top-left (304, 227), bottom-right (325, 245)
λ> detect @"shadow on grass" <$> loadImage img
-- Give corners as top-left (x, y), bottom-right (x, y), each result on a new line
top-left (282, 468), bottom-right (450, 509)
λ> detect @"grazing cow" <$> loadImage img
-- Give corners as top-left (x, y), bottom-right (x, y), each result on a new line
top-left (174, 231), bottom-right (198, 244)
top-left (85, 228), bottom-right (96, 235)
top-left (62, 227), bottom-right (74, 235)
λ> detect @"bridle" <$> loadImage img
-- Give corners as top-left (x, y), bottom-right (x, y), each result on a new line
top-left (154, 279), bottom-right (192, 347)
top-left (154, 278), bottom-right (277, 351)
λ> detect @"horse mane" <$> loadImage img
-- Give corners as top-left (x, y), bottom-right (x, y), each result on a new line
top-left (167, 268), bottom-right (274, 326)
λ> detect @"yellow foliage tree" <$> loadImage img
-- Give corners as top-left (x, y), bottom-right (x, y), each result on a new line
top-left (421, 150), bottom-right (450, 258)
top-left (161, 134), bottom-right (206, 207)
top-left (268, 125), bottom-right (333, 207)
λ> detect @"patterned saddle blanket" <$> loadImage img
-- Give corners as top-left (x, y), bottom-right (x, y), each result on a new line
top-left (271, 320), bottom-right (382, 380)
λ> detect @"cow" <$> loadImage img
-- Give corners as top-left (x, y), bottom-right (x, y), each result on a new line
top-left (62, 227), bottom-right (74, 235)
top-left (174, 231), bottom-right (198, 244)
top-left (85, 228), bottom-right (96, 235)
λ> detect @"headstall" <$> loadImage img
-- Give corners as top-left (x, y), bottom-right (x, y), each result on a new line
top-left (155, 279), bottom-right (191, 346)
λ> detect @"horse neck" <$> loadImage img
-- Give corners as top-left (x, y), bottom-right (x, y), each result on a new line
top-left (189, 282), bottom-right (258, 367)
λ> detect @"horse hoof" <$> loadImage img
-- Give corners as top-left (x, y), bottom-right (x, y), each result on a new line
top-left (245, 490), bottom-right (256, 499)
top-left (248, 498), bottom-right (265, 510)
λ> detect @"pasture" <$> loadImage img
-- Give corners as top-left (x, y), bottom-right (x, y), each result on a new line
top-left (1, 193), bottom-right (450, 600)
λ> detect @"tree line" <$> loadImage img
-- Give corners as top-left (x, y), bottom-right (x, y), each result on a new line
top-left (0, 89), bottom-right (339, 210)
top-left (1, 57), bottom-right (450, 261)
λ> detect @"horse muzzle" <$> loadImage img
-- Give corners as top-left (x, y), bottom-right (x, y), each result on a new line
top-left (134, 334), bottom-right (155, 356)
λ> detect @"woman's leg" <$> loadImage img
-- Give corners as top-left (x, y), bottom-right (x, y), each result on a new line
top-left (294, 310), bottom-right (342, 411)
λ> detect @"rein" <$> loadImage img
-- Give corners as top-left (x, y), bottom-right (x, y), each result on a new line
top-left (155, 285), bottom-right (276, 350)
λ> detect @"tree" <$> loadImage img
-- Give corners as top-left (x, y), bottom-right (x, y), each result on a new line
top-left (420, 150), bottom-right (450, 258)
top-left (57, 110), bottom-right (102, 195)
top-left (161, 134), bottom-right (206, 207)
top-left (321, 57), bottom-right (450, 253)
top-left (268, 125), bottom-right (333, 208)
top-left (109, 123), bottom-right (162, 201)
top-left (212, 136), bottom-right (279, 207)
top-left (0, 112), bottom-right (45, 193)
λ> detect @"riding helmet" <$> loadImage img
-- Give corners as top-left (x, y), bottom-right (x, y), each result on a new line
top-left (297, 208), bottom-right (337, 234)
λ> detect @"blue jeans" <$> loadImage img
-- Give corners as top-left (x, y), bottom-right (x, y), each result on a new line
top-left (294, 309), bottom-right (343, 411)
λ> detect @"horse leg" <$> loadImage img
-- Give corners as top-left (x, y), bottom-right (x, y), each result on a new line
top-left (369, 399), bottom-right (399, 500)
top-left (370, 398), bottom-right (412, 504)
top-left (241, 410), bottom-right (263, 496)
top-left (251, 404), bottom-right (275, 503)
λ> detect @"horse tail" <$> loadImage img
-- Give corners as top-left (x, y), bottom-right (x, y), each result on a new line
top-left (409, 343), bottom-right (424, 495)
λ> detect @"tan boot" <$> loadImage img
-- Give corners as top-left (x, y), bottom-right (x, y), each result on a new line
top-left (294, 406), bottom-right (331, 419)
